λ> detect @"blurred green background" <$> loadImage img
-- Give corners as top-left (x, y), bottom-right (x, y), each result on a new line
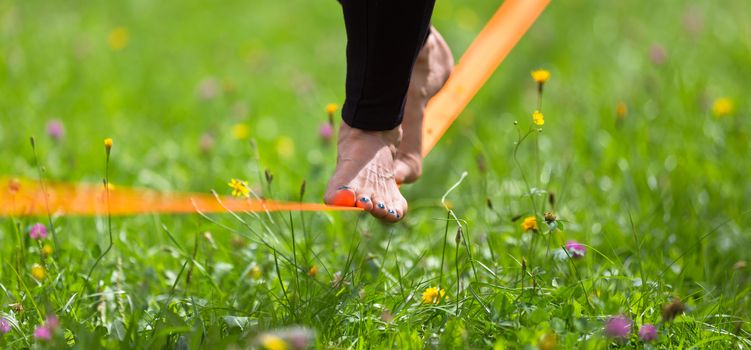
top-left (1, 0), bottom-right (750, 348)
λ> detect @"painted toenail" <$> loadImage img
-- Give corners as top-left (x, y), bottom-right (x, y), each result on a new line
top-left (337, 185), bottom-right (351, 190)
top-left (388, 209), bottom-right (396, 215)
top-left (377, 202), bottom-right (385, 209)
top-left (396, 213), bottom-right (400, 218)
top-left (359, 197), bottom-right (370, 202)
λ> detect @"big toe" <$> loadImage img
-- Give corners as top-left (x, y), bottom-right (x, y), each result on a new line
top-left (325, 186), bottom-right (357, 207)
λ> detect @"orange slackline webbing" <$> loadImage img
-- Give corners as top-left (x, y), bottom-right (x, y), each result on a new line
top-left (0, 177), bottom-right (360, 216)
top-left (421, 0), bottom-right (550, 156)
top-left (0, 0), bottom-right (549, 217)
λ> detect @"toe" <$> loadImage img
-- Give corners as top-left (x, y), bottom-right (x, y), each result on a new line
top-left (325, 186), bottom-right (357, 207)
top-left (370, 196), bottom-right (389, 218)
top-left (355, 194), bottom-right (373, 210)
top-left (383, 208), bottom-right (400, 222)
top-left (384, 198), bottom-right (408, 222)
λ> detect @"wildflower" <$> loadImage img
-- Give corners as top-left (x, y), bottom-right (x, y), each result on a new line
top-left (604, 315), bottom-right (632, 339)
top-left (421, 286), bottom-right (446, 305)
top-left (259, 334), bottom-right (288, 350)
top-left (107, 27), bottom-right (129, 51)
top-left (41, 244), bottom-right (54, 258)
top-left (249, 265), bottom-right (262, 280)
top-left (661, 298), bottom-right (685, 322)
top-left (282, 327), bottom-right (315, 350)
top-left (46, 120), bottom-right (64, 141)
top-left (10, 303), bottom-right (23, 313)
top-left (565, 240), bottom-right (586, 259)
top-left (228, 178), bottom-right (250, 198)
top-left (31, 264), bottom-right (47, 281)
top-left (29, 223), bottom-right (48, 240)
top-left (0, 317), bottom-right (10, 333)
top-left (325, 103), bottom-right (338, 115)
top-left (34, 325), bottom-right (52, 341)
top-left (318, 122), bottom-right (333, 144)
top-left (616, 101), bottom-right (628, 119)
top-left (521, 216), bottom-right (538, 232)
top-left (231, 123), bottom-right (249, 140)
top-left (638, 324), bottom-right (657, 342)
top-left (307, 265), bottom-right (318, 277)
top-left (531, 69), bottom-right (550, 84)
top-left (712, 97), bottom-right (734, 118)
top-left (532, 110), bottom-right (544, 126)
top-left (543, 211), bottom-right (557, 225)
top-left (104, 138), bottom-right (113, 150)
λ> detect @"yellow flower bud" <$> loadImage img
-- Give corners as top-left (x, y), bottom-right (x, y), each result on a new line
top-left (31, 263), bottom-right (47, 281)
top-left (532, 110), bottom-right (545, 126)
top-left (531, 69), bottom-right (550, 84)
top-left (325, 103), bottom-right (338, 115)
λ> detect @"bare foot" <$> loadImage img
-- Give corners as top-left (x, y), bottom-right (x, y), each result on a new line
top-left (395, 27), bottom-right (454, 184)
top-left (324, 123), bottom-right (407, 222)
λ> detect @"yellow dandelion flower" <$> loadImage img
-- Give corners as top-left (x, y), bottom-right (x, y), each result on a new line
top-left (275, 136), bottom-right (295, 159)
top-left (231, 123), bottom-right (249, 140)
top-left (104, 138), bottom-right (113, 149)
top-left (421, 286), bottom-right (446, 305)
top-left (308, 265), bottom-right (318, 277)
top-left (532, 110), bottom-right (545, 126)
top-left (228, 178), bottom-right (250, 198)
top-left (249, 265), bottom-right (261, 280)
top-left (260, 334), bottom-right (288, 350)
top-left (31, 264), bottom-right (47, 281)
top-left (41, 244), bottom-right (54, 258)
top-left (531, 69), bottom-right (550, 84)
top-left (107, 27), bottom-right (129, 51)
top-left (326, 103), bottom-right (338, 115)
top-left (712, 97), bottom-right (734, 118)
top-left (521, 216), bottom-right (538, 232)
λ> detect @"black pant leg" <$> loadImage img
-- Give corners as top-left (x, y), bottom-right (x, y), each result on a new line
top-left (339, 0), bottom-right (436, 131)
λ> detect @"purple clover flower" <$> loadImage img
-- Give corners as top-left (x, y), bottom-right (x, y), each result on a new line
top-left (29, 223), bottom-right (48, 240)
top-left (638, 324), bottom-right (657, 342)
top-left (604, 315), bottom-right (632, 339)
top-left (33, 326), bottom-right (52, 341)
top-left (46, 120), bottom-right (64, 141)
top-left (565, 240), bottom-right (586, 259)
top-left (0, 317), bottom-right (10, 333)
top-left (319, 123), bottom-right (333, 143)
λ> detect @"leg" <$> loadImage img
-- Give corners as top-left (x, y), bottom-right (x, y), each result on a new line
top-left (395, 27), bottom-right (454, 184)
top-left (325, 0), bottom-right (436, 222)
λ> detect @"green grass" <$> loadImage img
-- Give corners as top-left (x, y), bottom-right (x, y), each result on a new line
top-left (1, 0), bottom-right (750, 348)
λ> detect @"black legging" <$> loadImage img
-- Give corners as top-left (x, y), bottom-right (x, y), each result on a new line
top-left (339, 0), bottom-right (436, 131)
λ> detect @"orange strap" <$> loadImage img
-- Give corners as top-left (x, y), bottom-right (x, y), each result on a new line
top-left (1, 177), bottom-right (360, 216)
top-left (0, 0), bottom-right (549, 217)
top-left (422, 0), bottom-right (550, 156)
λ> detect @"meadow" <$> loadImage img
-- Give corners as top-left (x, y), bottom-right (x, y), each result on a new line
top-left (1, 0), bottom-right (750, 348)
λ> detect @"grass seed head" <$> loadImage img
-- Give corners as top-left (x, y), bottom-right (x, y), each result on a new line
top-left (662, 298), bottom-right (685, 323)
